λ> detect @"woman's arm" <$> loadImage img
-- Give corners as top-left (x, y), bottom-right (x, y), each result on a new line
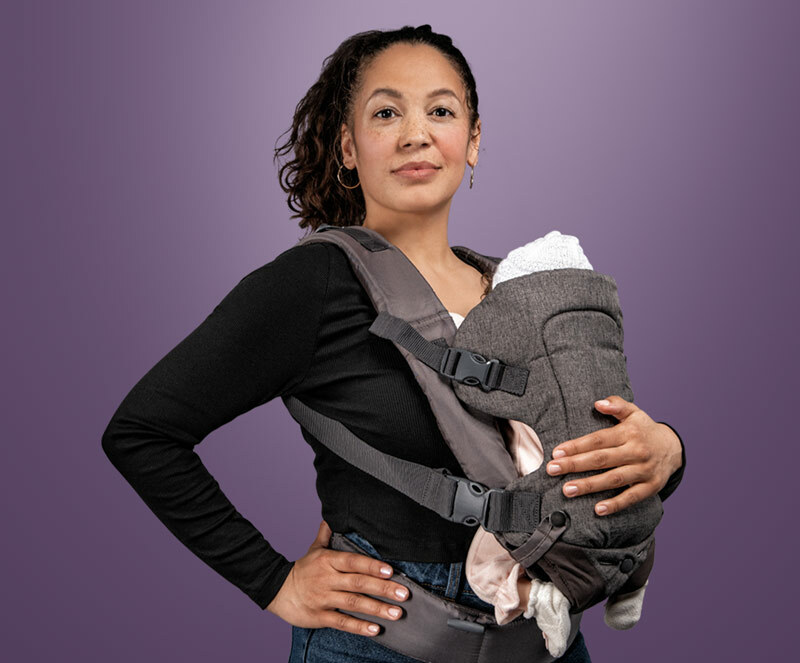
top-left (101, 242), bottom-right (332, 609)
top-left (544, 395), bottom-right (685, 516)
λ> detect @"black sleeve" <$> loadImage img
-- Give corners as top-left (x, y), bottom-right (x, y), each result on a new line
top-left (101, 242), bottom-right (331, 610)
top-left (655, 421), bottom-right (686, 502)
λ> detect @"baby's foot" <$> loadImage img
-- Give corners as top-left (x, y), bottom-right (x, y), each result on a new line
top-left (604, 580), bottom-right (648, 630)
top-left (523, 577), bottom-right (572, 657)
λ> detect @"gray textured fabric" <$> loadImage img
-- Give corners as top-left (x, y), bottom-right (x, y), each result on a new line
top-left (285, 224), bottom-right (662, 633)
top-left (450, 268), bottom-right (663, 607)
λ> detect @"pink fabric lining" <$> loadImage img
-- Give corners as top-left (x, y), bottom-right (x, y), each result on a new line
top-left (448, 311), bottom-right (546, 624)
top-left (465, 418), bottom-right (545, 624)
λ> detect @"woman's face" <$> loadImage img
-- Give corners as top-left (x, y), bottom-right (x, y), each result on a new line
top-left (340, 42), bottom-right (481, 222)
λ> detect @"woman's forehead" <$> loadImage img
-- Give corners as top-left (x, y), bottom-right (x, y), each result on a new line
top-left (358, 43), bottom-right (465, 103)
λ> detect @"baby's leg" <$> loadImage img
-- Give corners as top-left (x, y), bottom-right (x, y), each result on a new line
top-left (523, 578), bottom-right (572, 657)
top-left (604, 581), bottom-right (649, 630)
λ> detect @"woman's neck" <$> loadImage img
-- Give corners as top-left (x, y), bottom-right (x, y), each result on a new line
top-left (362, 211), bottom-right (459, 275)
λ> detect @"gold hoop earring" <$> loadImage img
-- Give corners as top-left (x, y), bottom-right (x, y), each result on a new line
top-left (469, 165), bottom-right (475, 189)
top-left (337, 164), bottom-right (360, 189)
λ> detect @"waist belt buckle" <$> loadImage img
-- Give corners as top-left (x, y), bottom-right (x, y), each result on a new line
top-left (440, 347), bottom-right (500, 392)
top-left (443, 470), bottom-right (499, 531)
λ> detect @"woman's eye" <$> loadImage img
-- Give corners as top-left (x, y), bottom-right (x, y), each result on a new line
top-left (374, 108), bottom-right (454, 119)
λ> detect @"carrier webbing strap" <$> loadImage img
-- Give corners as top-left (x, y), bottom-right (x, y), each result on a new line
top-left (283, 394), bottom-right (540, 533)
top-left (508, 511), bottom-right (570, 570)
top-left (316, 224), bottom-right (390, 252)
top-left (296, 224), bottom-right (520, 489)
top-left (369, 311), bottom-right (529, 395)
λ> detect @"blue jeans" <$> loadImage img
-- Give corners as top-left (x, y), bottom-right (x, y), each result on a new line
top-left (288, 531), bottom-right (591, 663)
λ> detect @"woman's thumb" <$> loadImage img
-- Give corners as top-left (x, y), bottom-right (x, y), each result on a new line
top-left (310, 520), bottom-right (332, 550)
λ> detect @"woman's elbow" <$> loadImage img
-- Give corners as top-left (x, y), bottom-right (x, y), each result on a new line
top-left (101, 416), bottom-right (127, 468)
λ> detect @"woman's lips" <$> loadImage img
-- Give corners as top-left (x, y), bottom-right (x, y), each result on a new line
top-left (393, 167), bottom-right (440, 180)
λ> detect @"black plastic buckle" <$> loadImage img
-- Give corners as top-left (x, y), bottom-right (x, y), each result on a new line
top-left (441, 469), bottom-right (499, 531)
top-left (439, 347), bottom-right (500, 392)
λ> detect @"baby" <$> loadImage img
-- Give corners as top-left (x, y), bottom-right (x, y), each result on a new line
top-left (454, 231), bottom-right (649, 657)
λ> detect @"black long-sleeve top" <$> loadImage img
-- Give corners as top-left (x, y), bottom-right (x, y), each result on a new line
top-left (101, 240), bottom-right (686, 611)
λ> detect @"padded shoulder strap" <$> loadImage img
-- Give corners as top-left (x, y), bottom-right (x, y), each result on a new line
top-left (287, 223), bottom-right (518, 488)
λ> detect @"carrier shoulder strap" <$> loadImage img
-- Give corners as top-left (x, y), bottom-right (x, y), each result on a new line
top-left (284, 395), bottom-right (539, 533)
top-left (281, 224), bottom-right (541, 533)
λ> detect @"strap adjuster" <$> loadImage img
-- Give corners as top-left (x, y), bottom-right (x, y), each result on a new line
top-left (441, 469), bottom-right (500, 531)
top-left (439, 347), bottom-right (501, 392)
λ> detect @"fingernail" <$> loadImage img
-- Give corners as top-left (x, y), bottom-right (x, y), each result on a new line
top-left (380, 566), bottom-right (392, 577)
top-left (596, 399), bottom-right (610, 407)
top-left (368, 624), bottom-right (380, 634)
top-left (565, 484), bottom-right (578, 496)
top-left (596, 504), bottom-right (608, 515)
top-left (388, 607), bottom-right (401, 618)
top-left (548, 463), bottom-right (561, 475)
top-left (553, 449), bottom-right (566, 459)
top-left (395, 587), bottom-right (408, 599)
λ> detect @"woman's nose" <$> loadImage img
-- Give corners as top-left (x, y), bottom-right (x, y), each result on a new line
top-left (399, 113), bottom-right (431, 148)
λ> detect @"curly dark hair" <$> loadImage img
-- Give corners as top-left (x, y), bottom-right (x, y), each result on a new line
top-left (273, 24), bottom-right (480, 236)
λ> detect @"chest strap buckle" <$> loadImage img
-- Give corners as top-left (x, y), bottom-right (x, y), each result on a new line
top-left (439, 347), bottom-right (501, 392)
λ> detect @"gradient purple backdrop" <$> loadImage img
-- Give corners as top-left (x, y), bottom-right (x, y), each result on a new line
top-left (3, 1), bottom-right (798, 661)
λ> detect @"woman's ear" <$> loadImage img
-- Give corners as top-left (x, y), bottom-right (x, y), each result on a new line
top-left (467, 117), bottom-right (481, 168)
top-left (340, 123), bottom-right (356, 169)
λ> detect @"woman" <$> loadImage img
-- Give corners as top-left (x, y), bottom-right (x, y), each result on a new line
top-left (102, 25), bottom-right (685, 663)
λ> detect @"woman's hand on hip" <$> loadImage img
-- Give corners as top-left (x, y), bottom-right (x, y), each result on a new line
top-left (545, 395), bottom-right (683, 516)
top-left (265, 520), bottom-right (409, 636)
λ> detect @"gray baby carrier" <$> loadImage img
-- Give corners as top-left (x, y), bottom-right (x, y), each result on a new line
top-left (282, 224), bottom-right (663, 663)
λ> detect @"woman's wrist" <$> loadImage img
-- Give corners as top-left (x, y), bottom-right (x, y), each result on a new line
top-left (656, 421), bottom-right (686, 501)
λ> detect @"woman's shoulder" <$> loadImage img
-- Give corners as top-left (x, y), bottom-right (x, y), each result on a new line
top-left (237, 238), bottom-right (361, 287)
top-left (223, 240), bottom-right (370, 328)
top-left (236, 240), bottom-right (329, 284)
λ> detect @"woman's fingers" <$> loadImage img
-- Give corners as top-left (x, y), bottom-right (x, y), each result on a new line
top-left (588, 482), bottom-right (656, 517)
top-left (550, 426), bottom-right (625, 462)
top-left (314, 548), bottom-right (409, 636)
top-left (326, 550), bottom-right (410, 602)
top-left (546, 436), bottom-right (653, 505)
top-left (327, 587), bottom-right (405, 622)
top-left (557, 465), bottom-right (648, 500)
top-left (551, 398), bottom-right (645, 461)
top-left (547, 444), bottom-right (628, 476)
top-left (592, 395), bottom-right (640, 422)
top-left (308, 519), bottom-right (333, 551)
top-left (267, 524), bottom-right (410, 636)
top-left (542, 397), bottom-right (681, 516)
top-left (326, 547), bottom-right (394, 580)
top-left (318, 606), bottom-right (387, 636)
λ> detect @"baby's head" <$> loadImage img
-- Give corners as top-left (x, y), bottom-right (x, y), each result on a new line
top-left (493, 230), bottom-right (594, 289)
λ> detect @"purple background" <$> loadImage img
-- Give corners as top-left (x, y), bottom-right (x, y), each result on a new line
top-left (3, 1), bottom-right (798, 661)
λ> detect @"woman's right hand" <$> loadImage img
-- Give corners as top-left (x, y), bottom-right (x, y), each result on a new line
top-left (265, 520), bottom-right (410, 636)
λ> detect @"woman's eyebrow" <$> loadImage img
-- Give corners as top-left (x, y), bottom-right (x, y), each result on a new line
top-left (367, 87), bottom-right (461, 103)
